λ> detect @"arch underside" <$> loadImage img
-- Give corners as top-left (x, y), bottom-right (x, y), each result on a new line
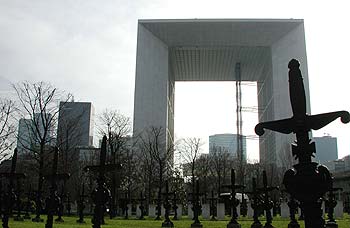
top-left (134, 19), bottom-right (310, 166)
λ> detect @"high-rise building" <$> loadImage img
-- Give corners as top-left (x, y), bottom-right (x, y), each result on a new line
top-left (17, 113), bottom-right (55, 155)
top-left (314, 135), bottom-right (338, 163)
top-left (17, 118), bottom-right (32, 155)
top-left (57, 102), bottom-right (94, 150)
top-left (209, 133), bottom-right (247, 160)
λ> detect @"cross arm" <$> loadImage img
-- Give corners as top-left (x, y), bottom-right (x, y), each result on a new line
top-left (255, 117), bottom-right (294, 136)
top-left (306, 111), bottom-right (350, 130)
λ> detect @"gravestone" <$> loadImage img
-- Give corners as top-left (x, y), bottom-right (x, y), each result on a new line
top-left (334, 201), bottom-right (343, 218)
top-left (149, 204), bottom-right (156, 218)
top-left (255, 59), bottom-right (350, 228)
top-left (188, 204), bottom-right (193, 219)
top-left (136, 204), bottom-right (141, 217)
top-left (127, 204), bottom-right (133, 217)
top-left (281, 202), bottom-right (289, 218)
top-left (247, 202), bottom-right (254, 218)
top-left (217, 203), bottom-right (225, 220)
top-left (202, 204), bottom-right (210, 219)
top-left (176, 204), bottom-right (182, 220)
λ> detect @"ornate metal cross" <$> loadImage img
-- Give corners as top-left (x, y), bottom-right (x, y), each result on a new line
top-left (0, 148), bottom-right (25, 228)
top-left (172, 191), bottom-right (180, 220)
top-left (136, 191), bottom-right (146, 220)
top-left (222, 169), bottom-right (244, 227)
top-left (255, 59), bottom-right (350, 228)
top-left (207, 190), bottom-right (217, 221)
top-left (44, 147), bottom-right (70, 228)
top-left (191, 180), bottom-right (203, 228)
top-left (161, 181), bottom-right (174, 227)
top-left (257, 170), bottom-right (278, 228)
top-left (76, 183), bottom-right (89, 223)
top-left (84, 136), bottom-right (120, 228)
top-left (248, 177), bottom-right (263, 228)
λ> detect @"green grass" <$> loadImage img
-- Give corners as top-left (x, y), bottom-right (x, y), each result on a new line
top-left (8, 215), bottom-right (350, 228)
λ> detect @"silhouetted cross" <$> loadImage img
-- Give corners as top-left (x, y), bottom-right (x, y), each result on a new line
top-left (254, 59), bottom-right (350, 228)
top-left (255, 59), bottom-right (349, 163)
top-left (257, 171), bottom-right (278, 228)
top-left (0, 148), bottom-right (25, 228)
top-left (84, 136), bottom-right (120, 228)
top-left (222, 169), bottom-right (244, 226)
top-left (76, 184), bottom-right (89, 223)
top-left (44, 147), bottom-right (70, 228)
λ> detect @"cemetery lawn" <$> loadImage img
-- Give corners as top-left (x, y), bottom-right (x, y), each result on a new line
top-left (8, 215), bottom-right (350, 228)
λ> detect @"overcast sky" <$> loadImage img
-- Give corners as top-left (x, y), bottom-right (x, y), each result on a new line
top-left (1, 0), bottom-right (350, 161)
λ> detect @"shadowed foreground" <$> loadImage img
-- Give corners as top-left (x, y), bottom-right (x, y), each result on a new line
top-left (7, 216), bottom-right (350, 228)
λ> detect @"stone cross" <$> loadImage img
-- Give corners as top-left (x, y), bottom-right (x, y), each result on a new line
top-left (255, 59), bottom-right (350, 228)
top-left (257, 170), bottom-right (278, 228)
top-left (44, 147), bottom-right (70, 228)
top-left (77, 184), bottom-right (89, 223)
top-left (0, 148), bottom-right (25, 228)
top-left (84, 136), bottom-right (120, 228)
top-left (222, 169), bottom-right (244, 228)
top-left (161, 181), bottom-right (174, 227)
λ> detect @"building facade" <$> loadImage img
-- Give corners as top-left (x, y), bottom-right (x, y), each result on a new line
top-left (57, 102), bottom-right (95, 150)
top-left (17, 113), bottom-right (55, 156)
top-left (209, 133), bottom-right (247, 160)
top-left (314, 135), bottom-right (338, 164)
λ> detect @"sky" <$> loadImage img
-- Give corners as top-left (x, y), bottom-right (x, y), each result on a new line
top-left (1, 0), bottom-right (350, 161)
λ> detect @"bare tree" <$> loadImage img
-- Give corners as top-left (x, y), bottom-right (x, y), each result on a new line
top-left (209, 146), bottom-right (231, 194)
top-left (0, 99), bottom-right (16, 161)
top-left (96, 109), bottom-right (131, 217)
top-left (13, 81), bottom-right (72, 221)
top-left (138, 126), bottom-right (173, 218)
top-left (178, 137), bottom-right (203, 197)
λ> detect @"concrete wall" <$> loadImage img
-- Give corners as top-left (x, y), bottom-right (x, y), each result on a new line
top-left (269, 23), bottom-right (310, 166)
top-left (133, 24), bottom-right (169, 138)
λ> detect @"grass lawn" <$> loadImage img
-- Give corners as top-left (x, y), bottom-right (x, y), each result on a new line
top-left (8, 215), bottom-right (350, 228)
